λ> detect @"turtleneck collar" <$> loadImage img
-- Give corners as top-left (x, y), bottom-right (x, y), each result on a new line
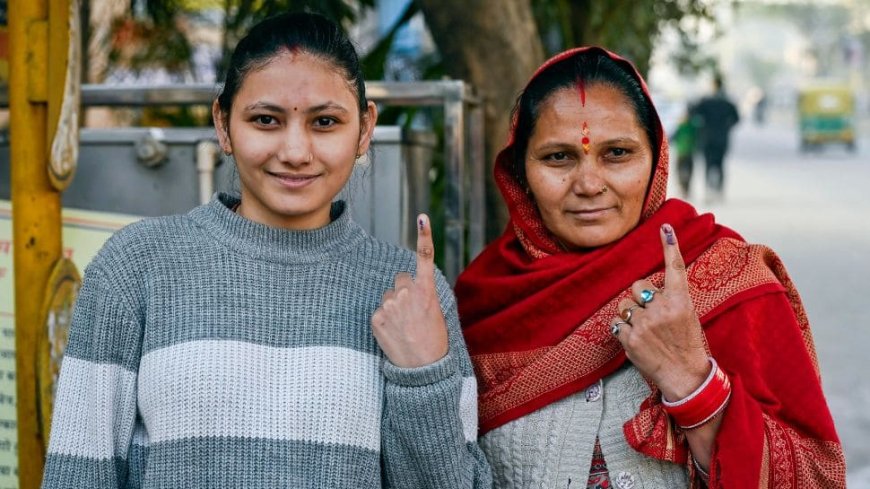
top-left (188, 192), bottom-right (365, 265)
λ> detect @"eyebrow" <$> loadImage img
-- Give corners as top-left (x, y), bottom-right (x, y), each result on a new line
top-left (307, 102), bottom-right (350, 114)
top-left (598, 137), bottom-right (643, 146)
top-left (241, 101), bottom-right (350, 114)
top-left (534, 136), bottom-right (642, 150)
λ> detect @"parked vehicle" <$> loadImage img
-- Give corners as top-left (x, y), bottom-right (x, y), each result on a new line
top-left (798, 83), bottom-right (855, 152)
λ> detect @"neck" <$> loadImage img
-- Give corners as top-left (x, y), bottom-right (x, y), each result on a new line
top-left (235, 200), bottom-right (332, 231)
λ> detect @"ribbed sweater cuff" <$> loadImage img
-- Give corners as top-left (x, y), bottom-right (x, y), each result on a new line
top-left (381, 351), bottom-right (458, 387)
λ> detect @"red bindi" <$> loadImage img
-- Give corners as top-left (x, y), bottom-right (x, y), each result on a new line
top-left (581, 122), bottom-right (590, 154)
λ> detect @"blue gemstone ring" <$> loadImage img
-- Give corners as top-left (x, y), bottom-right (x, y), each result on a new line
top-left (640, 289), bottom-right (656, 304)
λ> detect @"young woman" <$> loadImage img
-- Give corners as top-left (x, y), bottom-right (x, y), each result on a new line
top-left (41, 12), bottom-right (490, 488)
top-left (455, 47), bottom-right (844, 488)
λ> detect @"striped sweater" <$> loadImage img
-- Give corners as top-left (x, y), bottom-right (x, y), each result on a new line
top-left (42, 193), bottom-right (492, 488)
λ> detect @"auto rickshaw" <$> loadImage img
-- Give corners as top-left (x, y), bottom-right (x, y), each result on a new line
top-left (798, 83), bottom-right (856, 152)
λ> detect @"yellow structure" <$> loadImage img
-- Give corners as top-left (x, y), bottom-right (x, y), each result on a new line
top-left (797, 82), bottom-right (856, 152)
top-left (9, 0), bottom-right (80, 487)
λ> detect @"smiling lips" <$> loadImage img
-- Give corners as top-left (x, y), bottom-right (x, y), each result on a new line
top-left (567, 207), bottom-right (612, 220)
top-left (268, 171), bottom-right (320, 189)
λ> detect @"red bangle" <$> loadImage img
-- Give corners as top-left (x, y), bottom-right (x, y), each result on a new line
top-left (662, 357), bottom-right (731, 430)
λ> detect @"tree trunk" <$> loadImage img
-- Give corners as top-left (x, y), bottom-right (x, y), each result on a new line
top-left (418, 0), bottom-right (544, 240)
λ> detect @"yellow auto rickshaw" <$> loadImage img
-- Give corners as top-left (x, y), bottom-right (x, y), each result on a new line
top-left (798, 83), bottom-right (856, 152)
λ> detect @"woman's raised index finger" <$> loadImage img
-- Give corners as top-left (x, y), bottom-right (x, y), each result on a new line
top-left (415, 214), bottom-right (436, 286)
top-left (661, 223), bottom-right (689, 292)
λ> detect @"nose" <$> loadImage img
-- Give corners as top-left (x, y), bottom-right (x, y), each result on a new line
top-left (275, 123), bottom-right (312, 166)
top-left (570, 162), bottom-right (606, 196)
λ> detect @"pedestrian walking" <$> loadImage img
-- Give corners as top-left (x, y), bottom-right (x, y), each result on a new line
top-left (692, 74), bottom-right (739, 202)
top-left (670, 106), bottom-right (698, 198)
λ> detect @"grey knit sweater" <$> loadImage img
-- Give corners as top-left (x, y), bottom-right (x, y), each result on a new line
top-left (41, 193), bottom-right (492, 488)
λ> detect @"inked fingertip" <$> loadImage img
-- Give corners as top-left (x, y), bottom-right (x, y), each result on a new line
top-left (661, 223), bottom-right (676, 245)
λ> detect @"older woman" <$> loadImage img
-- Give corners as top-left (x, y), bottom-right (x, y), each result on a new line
top-left (455, 47), bottom-right (845, 488)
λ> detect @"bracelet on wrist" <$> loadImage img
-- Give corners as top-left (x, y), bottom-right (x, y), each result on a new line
top-left (661, 357), bottom-right (731, 430)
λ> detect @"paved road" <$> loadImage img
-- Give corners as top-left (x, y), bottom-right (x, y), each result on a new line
top-left (675, 118), bottom-right (870, 486)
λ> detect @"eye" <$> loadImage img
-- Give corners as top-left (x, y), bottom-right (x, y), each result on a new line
top-left (313, 116), bottom-right (338, 128)
top-left (253, 115), bottom-right (278, 126)
top-left (605, 147), bottom-right (632, 159)
top-left (545, 151), bottom-right (570, 161)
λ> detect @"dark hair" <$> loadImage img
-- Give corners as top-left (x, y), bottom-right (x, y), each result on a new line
top-left (510, 50), bottom-right (657, 186)
top-left (216, 11), bottom-right (367, 121)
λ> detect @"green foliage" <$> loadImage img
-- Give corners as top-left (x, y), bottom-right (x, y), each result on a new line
top-left (531, 0), bottom-right (719, 74)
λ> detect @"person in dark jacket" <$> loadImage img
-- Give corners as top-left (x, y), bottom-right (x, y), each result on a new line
top-left (692, 75), bottom-right (739, 201)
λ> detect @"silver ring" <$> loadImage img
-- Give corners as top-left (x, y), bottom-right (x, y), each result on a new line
top-left (621, 304), bottom-right (641, 323)
top-left (640, 289), bottom-right (656, 304)
top-left (611, 320), bottom-right (628, 336)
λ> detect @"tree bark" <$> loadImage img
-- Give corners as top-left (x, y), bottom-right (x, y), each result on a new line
top-left (418, 0), bottom-right (545, 240)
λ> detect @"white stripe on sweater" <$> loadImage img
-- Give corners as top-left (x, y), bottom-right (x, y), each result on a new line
top-left (47, 356), bottom-right (138, 459)
top-left (460, 377), bottom-right (479, 443)
top-left (138, 340), bottom-right (385, 450)
top-left (48, 341), bottom-right (479, 459)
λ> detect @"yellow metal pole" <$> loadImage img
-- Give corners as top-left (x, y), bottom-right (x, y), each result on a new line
top-left (9, 0), bottom-right (69, 486)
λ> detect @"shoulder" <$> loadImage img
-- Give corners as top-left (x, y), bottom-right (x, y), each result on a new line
top-left (89, 213), bottom-right (200, 274)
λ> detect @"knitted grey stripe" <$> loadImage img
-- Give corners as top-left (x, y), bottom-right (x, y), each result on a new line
top-left (127, 443), bottom-right (147, 489)
top-left (45, 438), bottom-right (380, 488)
top-left (63, 263), bottom-right (142, 371)
top-left (383, 367), bottom-right (475, 487)
top-left (41, 455), bottom-right (128, 488)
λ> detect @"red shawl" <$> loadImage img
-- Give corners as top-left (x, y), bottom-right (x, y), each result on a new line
top-left (455, 47), bottom-right (845, 487)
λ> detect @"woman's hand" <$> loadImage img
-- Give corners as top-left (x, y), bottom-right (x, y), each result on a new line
top-left (612, 223), bottom-right (710, 401)
top-left (371, 214), bottom-right (449, 368)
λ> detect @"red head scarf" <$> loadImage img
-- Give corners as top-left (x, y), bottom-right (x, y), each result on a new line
top-left (456, 47), bottom-right (844, 487)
